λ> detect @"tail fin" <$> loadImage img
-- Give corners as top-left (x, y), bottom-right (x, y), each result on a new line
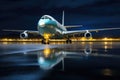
top-left (62, 11), bottom-right (64, 26)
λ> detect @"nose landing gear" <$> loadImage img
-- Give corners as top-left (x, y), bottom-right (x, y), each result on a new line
top-left (41, 39), bottom-right (49, 44)
top-left (41, 34), bottom-right (51, 44)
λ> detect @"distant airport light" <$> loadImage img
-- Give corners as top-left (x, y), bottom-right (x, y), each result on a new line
top-left (102, 69), bottom-right (112, 76)
top-left (89, 37), bottom-right (93, 40)
top-left (103, 37), bottom-right (113, 41)
top-left (22, 42), bottom-right (27, 44)
top-left (0, 38), bottom-right (120, 42)
top-left (81, 37), bottom-right (86, 41)
top-left (104, 42), bottom-right (108, 45)
top-left (104, 45), bottom-right (108, 49)
top-left (103, 37), bottom-right (108, 40)
top-left (2, 42), bottom-right (8, 44)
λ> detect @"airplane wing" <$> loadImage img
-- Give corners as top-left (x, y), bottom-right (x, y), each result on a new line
top-left (65, 25), bottom-right (83, 28)
top-left (62, 27), bottom-right (120, 35)
top-left (3, 29), bottom-right (39, 34)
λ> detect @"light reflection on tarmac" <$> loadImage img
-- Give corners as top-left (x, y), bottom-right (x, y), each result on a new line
top-left (0, 42), bottom-right (120, 80)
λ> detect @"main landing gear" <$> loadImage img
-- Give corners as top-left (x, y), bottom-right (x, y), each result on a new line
top-left (66, 39), bottom-right (72, 44)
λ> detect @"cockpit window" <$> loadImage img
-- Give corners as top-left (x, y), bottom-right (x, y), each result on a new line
top-left (41, 17), bottom-right (44, 19)
top-left (41, 16), bottom-right (52, 20)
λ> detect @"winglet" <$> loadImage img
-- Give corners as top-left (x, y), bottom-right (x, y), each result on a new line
top-left (62, 10), bottom-right (64, 26)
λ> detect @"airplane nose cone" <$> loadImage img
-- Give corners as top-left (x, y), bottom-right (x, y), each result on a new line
top-left (38, 20), bottom-right (45, 27)
top-left (40, 21), bottom-right (45, 27)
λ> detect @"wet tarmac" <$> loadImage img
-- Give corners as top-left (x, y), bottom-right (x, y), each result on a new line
top-left (0, 42), bottom-right (120, 80)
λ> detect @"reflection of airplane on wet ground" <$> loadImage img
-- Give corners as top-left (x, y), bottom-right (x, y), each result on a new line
top-left (24, 44), bottom-right (93, 70)
top-left (1, 42), bottom-right (120, 70)
top-left (3, 11), bottom-right (120, 44)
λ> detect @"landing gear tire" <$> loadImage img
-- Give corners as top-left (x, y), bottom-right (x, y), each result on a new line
top-left (41, 39), bottom-right (49, 44)
top-left (66, 39), bottom-right (72, 44)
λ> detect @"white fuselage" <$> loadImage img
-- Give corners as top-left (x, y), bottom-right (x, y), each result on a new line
top-left (37, 15), bottom-right (66, 38)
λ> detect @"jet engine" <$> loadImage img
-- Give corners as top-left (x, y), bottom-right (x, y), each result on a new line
top-left (84, 30), bottom-right (92, 39)
top-left (84, 45), bottom-right (92, 55)
top-left (20, 31), bottom-right (28, 38)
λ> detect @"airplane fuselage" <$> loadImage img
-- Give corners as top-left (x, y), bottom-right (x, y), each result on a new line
top-left (37, 15), bottom-right (66, 39)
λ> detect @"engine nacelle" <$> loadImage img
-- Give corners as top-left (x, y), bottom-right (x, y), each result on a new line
top-left (20, 31), bottom-right (28, 38)
top-left (84, 46), bottom-right (92, 55)
top-left (84, 30), bottom-right (92, 39)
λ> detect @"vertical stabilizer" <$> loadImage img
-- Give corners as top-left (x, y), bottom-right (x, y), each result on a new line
top-left (62, 11), bottom-right (64, 26)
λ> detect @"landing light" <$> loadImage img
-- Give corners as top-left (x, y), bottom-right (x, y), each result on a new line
top-left (43, 34), bottom-right (51, 39)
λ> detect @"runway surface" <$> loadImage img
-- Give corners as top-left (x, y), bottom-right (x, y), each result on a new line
top-left (0, 42), bottom-right (120, 80)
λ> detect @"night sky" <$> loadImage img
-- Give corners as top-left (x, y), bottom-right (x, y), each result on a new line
top-left (0, 0), bottom-right (120, 37)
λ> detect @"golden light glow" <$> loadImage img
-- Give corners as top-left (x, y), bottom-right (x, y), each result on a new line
top-left (104, 42), bottom-right (108, 45)
top-left (102, 69), bottom-right (112, 76)
top-left (103, 37), bottom-right (108, 40)
top-left (43, 48), bottom-right (51, 58)
top-left (81, 37), bottom-right (86, 41)
top-left (81, 42), bottom-right (85, 44)
top-left (89, 37), bottom-right (93, 40)
top-left (22, 42), bottom-right (27, 44)
top-left (2, 42), bottom-right (8, 44)
top-left (0, 38), bottom-right (120, 42)
top-left (43, 33), bottom-right (51, 39)
top-left (89, 42), bottom-right (93, 44)
top-left (102, 37), bottom-right (113, 41)
top-left (104, 45), bottom-right (108, 50)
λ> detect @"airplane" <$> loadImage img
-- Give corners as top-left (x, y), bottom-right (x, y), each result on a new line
top-left (3, 11), bottom-right (120, 44)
